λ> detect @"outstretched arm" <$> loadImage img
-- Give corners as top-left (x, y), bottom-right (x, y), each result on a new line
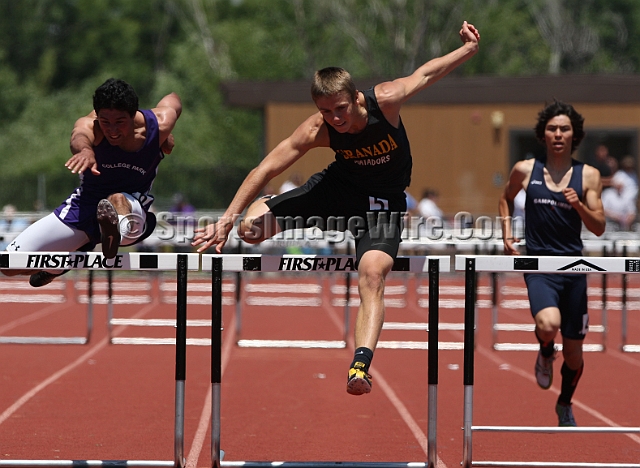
top-left (375, 21), bottom-right (480, 122)
top-left (66, 112), bottom-right (100, 175)
top-left (192, 112), bottom-right (329, 253)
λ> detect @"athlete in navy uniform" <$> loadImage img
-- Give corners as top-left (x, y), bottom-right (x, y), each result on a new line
top-left (2, 78), bottom-right (181, 287)
top-left (193, 21), bottom-right (480, 395)
top-left (499, 101), bottom-right (606, 426)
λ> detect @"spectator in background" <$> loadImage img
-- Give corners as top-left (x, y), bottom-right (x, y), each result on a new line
top-left (405, 190), bottom-right (418, 216)
top-left (602, 155), bottom-right (639, 230)
top-left (170, 192), bottom-right (195, 215)
top-left (592, 144), bottom-right (618, 189)
top-left (0, 205), bottom-right (31, 250)
top-left (417, 188), bottom-right (443, 220)
top-left (278, 172), bottom-right (303, 194)
top-left (0, 204), bottom-right (30, 233)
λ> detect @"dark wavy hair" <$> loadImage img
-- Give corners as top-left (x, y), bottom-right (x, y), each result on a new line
top-left (534, 99), bottom-right (585, 153)
top-left (93, 78), bottom-right (139, 117)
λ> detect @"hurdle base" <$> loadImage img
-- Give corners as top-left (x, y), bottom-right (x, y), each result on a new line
top-left (220, 462), bottom-right (426, 467)
top-left (0, 460), bottom-right (176, 467)
top-left (472, 462), bottom-right (640, 467)
top-left (622, 344), bottom-right (640, 352)
top-left (0, 336), bottom-right (87, 345)
top-left (236, 339), bottom-right (346, 349)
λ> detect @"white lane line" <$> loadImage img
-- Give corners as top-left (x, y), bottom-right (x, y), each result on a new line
top-left (0, 302), bottom-right (68, 334)
top-left (0, 302), bottom-right (157, 426)
top-left (374, 372), bottom-right (448, 468)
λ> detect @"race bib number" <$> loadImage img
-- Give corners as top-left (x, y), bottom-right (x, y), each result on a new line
top-left (369, 196), bottom-right (389, 211)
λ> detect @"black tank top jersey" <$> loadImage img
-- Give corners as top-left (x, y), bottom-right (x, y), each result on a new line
top-left (524, 158), bottom-right (584, 256)
top-left (324, 87), bottom-right (412, 196)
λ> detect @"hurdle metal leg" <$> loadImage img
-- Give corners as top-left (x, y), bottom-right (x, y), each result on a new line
top-left (427, 258), bottom-right (440, 468)
top-left (212, 257), bottom-right (223, 468)
top-left (462, 258), bottom-right (476, 468)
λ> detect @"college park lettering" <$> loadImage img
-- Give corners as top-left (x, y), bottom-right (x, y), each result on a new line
top-left (101, 163), bottom-right (147, 175)
top-left (278, 257), bottom-right (357, 272)
top-left (26, 254), bottom-right (124, 269)
top-left (336, 134), bottom-right (398, 161)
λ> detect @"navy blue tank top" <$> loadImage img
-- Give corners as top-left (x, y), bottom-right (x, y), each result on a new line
top-left (324, 87), bottom-right (412, 196)
top-left (524, 158), bottom-right (584, 256)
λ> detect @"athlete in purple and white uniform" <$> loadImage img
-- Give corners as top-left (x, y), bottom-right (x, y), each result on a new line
top-left (499, 101), bottom-right (606, 426)
top-left (2, 78), bottom-right (181, 287)
top-left (193, 21), bottom-right (480, 396)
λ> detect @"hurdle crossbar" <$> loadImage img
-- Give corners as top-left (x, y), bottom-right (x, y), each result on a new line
top-left (0, 252), bottom-right (195, 468)
top-left (456, 255), bottom-right (640, 468)
top-left (204, 254), bottom-right (448, 468)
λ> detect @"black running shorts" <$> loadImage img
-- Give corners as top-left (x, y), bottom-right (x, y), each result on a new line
top-left (265, 170), bottom-right (407, 262)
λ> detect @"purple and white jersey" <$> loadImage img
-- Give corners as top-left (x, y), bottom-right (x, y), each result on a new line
top-left (54, 109), bottom-right (164, 243)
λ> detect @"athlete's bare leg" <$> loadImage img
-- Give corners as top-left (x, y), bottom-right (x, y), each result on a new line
top-left (106, 193), bottom-right (132, 215)
top-left (354, 249), bottom-right (394, 350)
top-left (534, 306), bottom-right (561, 345)
top-left (238, 197), bottom-right (282, 244)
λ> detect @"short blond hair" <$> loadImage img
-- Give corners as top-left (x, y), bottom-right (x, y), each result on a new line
top-left (311, 67), bottom-right (357, 102)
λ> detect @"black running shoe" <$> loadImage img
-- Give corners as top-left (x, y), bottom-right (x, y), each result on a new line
top-left (97, 199), bottom-right (121, 259)
top-left (29, 270), bottom-right (70, 288)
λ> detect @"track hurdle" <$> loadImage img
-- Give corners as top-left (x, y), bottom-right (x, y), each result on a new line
top-left (456, 254), bottom-right (640, 468)
top-left (0, 252), bottom-right (198, 468)
top-left (202, 253), bottom-right (448, 468)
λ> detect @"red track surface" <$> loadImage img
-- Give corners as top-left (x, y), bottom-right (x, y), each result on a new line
top-left (1, 270), bottom-right (640, 466)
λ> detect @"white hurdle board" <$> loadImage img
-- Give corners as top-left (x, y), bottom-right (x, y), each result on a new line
top-left (455, 254), bottom-right (640, 274)
top-left (0, 251), bottom-right (200, 271)
top-left (203, 253), bottom-right (450, 273)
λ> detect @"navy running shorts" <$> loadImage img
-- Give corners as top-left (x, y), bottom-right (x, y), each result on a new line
top-left (524, 273), bottom-right (589, 340)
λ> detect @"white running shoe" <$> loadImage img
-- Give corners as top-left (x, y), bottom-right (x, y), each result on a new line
top-left (535, 348), bottom-right (557, 390)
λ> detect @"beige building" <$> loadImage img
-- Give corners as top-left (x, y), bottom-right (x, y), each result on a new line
top-left (222, 75), bottom-right (640, 220)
